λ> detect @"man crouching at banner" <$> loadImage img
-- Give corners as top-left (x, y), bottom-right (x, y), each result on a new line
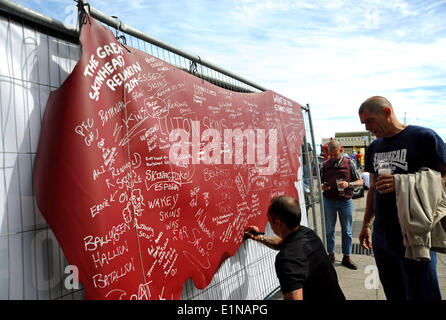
top-left (246, 196), bottom-right (345, 300)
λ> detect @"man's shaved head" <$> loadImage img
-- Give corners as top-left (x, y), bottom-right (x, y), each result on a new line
top-left (328, 139), bottom-right (341, 151)
top-left (359, 96), bottom-right (394, 115)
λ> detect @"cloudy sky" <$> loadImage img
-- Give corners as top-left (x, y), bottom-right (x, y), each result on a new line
top-left (12, 0), bottom-right (446, 149)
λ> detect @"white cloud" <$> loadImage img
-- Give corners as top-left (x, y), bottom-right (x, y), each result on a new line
top-left (365, 8), bottom-right (381, 29)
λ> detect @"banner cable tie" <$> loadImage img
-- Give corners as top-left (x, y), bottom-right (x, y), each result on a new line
top-left (111, 16), bottom-right (132, 53)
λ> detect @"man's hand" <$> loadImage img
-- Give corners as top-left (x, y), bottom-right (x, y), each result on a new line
top-left (375, 174), bottom-right (395, 194)
top-left (359, 225), bottom-right (372, 250)
top-left (337, 180), bottom-right (349, 189)
top-left (245, 225), bottom-right (264, 241)
top-left (246, 226), bottom-right (282, 250)
top-left (321, 182), bottom-right (331, 191)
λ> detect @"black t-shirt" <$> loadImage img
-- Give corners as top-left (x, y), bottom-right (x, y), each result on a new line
top-left (275, 226), bottom-right (345, 300)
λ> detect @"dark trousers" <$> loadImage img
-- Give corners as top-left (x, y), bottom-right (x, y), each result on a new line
top-left (372, 227), bottom-right (442, 300)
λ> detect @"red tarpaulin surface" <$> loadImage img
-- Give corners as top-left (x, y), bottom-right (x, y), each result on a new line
top-left (33, 15), bottom-right (305, 300)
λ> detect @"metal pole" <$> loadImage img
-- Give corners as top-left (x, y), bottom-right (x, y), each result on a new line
top-left (306, 104), bottom-right (326, 248)
top-left (302, 134), bottom-right (318, 231)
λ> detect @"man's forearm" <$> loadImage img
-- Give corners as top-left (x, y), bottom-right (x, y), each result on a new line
top-left (283, 288), bottom-right (303, 300)
top-left (349, 178), bottom-right (363, 188)
top-left (258, 236), bottom-right (282, 250)
top-left (363, 184), bottom-right (375, 225)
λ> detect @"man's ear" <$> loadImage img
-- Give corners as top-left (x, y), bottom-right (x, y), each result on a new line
top-left (273, 217), bottom-right (282, 230)
top-left (384, 107), bottom-right (392, 118)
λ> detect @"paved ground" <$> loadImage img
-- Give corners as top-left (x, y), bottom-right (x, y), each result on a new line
top-left (271, 190), bottom-right (446, 300)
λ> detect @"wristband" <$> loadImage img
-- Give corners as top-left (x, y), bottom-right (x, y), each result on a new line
top-left (363, 223), bottom-right (372, 229)
top-left (348, 182), bottom-right (353, 189)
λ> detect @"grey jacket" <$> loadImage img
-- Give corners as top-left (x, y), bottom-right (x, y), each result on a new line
top-left (394, 168), bottom-right (446, 261)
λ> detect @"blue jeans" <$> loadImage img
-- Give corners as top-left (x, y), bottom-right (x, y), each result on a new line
top-left (323, 198), bottom-right (353, 255)
top-left (372, 227), bottom-right (442, 300)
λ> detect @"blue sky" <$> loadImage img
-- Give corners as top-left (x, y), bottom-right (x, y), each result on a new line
top-left (12, 0), bottom-right (446, 147)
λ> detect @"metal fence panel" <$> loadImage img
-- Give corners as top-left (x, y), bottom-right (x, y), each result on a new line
top-left (0, 10), bottom-right (82, 299)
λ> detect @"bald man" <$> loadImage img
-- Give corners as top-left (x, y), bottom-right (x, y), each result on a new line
top-left (320, 139), bottom-right (363, 270)
top-left (246, 196), bottom-right (345, 300)
top-left (358, 96), bottom-right (446, 300)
